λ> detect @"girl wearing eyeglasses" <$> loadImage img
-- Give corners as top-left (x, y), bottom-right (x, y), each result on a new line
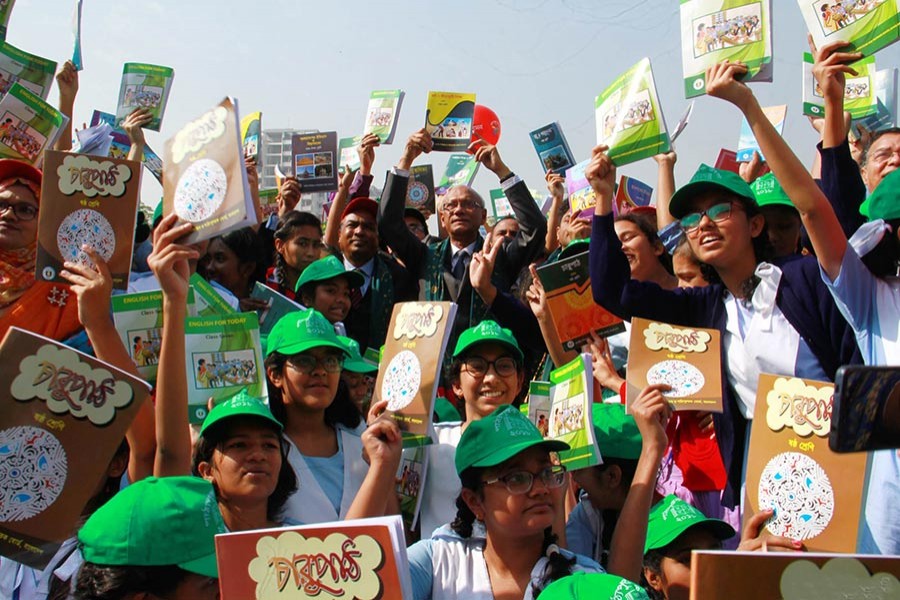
top-left (409, 383), bottom-right (672, 599)
top-left (587, 128), bottom-right (861, 531)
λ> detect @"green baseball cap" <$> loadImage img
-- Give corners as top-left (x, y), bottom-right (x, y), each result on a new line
top-left (452, 320), bottom-right (524, 362)
top-left (199, 390), bottom-right (282, 437)
top-left (338, 336), bottom-right (378, 374)
top-left (644, 494), bottom-right (736, 553)
top-left (295, 255), bottom-right (365, 294)
top-left (78, 476), bottom-right (224, 577)
top-left (751, 173), bottom-right (795, 209)
top-left (592, 403), bottom-right (642, 460)
top-left (668, 164), bottom-right (757, 219)
top-left (152, 200), bottom-right (163, 224)
top-left (559, 238), bottom-right (590, 261)
top-left (863, 167), bottom-right (900, 221)
top-left (265, 308), bottom-right (349, 357)
top-left (539, 572), bottom-right (650, 599)
top-left (455, 405), bottom-right (569, 475)
top-left (434, 396), bottom-right (462, 423)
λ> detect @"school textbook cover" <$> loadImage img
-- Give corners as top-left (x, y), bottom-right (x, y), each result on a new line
top-left (184, 311), bottom-right (266, 424)
top-left (35, 150), bottom-right (141, 290)
top-left (488, 188), bottom-right (514, 227)
top-left (564, 159), bottom-right (597, 216)
top-left (613, 174), bottom-right (653, 215)
top-left (0, 83), bottom-right (67, 166)
top-left (162, 97), bottom-right (256, 244)
top-left (215, 515), bottom-right (413, 600)
top-left (396, 445), bottom-right (429, 533)
top-left (0, 327), bottom-right (150, 569)
top-left (744, 374), bottom-right (868, 553)
top-left (690, 552), bottom-right (900, 600)
top-left (595, 58), bottom-right (671, 167)
top-left (736, 104), bottom-right (786, 162)
top-left (90, 109), bottom-right (163, 183)
top-left (240, 111), bottom-right (262, 164)
top-left (373, 302), bottom-right (457, 447)
top-left (111, 288), bottom-right (197, 382)
top-left (799, 0), bottom-right (900, 56)
top-left (249, 281), bottom-right (303, 338)
top-left (680, 0), bottom-right (773, 98)
top-left (435, 153), bottom-right (479, 195)
top-left (803, 52), bottom-right (878, 119)
top-left (338, 134), bottom-right (362, 173)
top-left (425, 91), bottom-right (476, 152)
top-left (405, 164), bottom-right (435, 215)
top-left (291, 131), bottom-right (338, 192)
top-left (114, 62), bottom-right (174, 131)
top-left (0, 41), bottom-right (57, 100)
top-left (857, 67), bottom-right (899, 130)
top-left (626, 317), bottom-right (723, 412)
top-left (536, 249), bottom-right (625, 352)
top-left (363, 89), bottom-right (405, 144)
top-left (530, 121), bottom-right (576, 174)
top-left (189, 273), bottom-right (237, 317)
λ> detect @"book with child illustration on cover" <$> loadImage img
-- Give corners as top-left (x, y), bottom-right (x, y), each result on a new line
top-left (546, 354), bottom-right (602, 471)
top-left (744, 374), bottom-right (868, 553)
top-left (425, 91), bottom-right (476, 152)
top-left (215, 515), bottom-right (412, 600)
top-left (240, 111), bottom-right (261, 164)
top-left (90, 110), bottom-right (163, 183)
top-left (565, 159), bottom-right (597, 216)
top-left (35, 150), bottom-right (141, 290)
top-left (115, 62), bottom-right (173, 131)
top-left (436, 153), bottom-right (479, 195)
top-left (338, 134), bottom-right (362, 173)
top-left (363, 89), bottom-right (404, 144)
top-left (0, 327), bottom-right (149, 569)
top-left (0, 41), bottom-right (57, 100)
top-left (162, 97), bottom-right (256, 243)
top-left (799, 0), bottom-right (900, 56)
top-left (803, 52), bottom-right (878, 119)
top-left (627, 317), bottom-right (723, 412)
top-left (0, 83), bottom-right (67, 166)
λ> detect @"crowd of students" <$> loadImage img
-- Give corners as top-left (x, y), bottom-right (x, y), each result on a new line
top-left (0, 31), bottom-right (897, 600)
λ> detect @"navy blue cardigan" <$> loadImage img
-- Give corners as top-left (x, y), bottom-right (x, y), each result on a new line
top-left (589, 214), bottom-right (862, 508)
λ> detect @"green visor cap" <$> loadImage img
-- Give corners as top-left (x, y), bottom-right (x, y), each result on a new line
top-left (668, 164), bottom-right (757, 219)
top-left (295, 255), bottom-right (365, 294)
top-left (434, 396), bottom-right (462, 423)
top-left (452, 319), bottom-right (523, 362)
top-left (265, 308), bottom-right (349, 358)
top-left (645, 494), bottom-right (736, 553)
top-left (751, 173), bottom-right (795, 209)
top-left (540, 572), bottom-right (650, 599)
top-left (338, 336), bottom-right (378, 373)
top-left (455, 405), bottom-right (569, 475)
top-left (200, 390), bottom-right (282, 437)
top-left (592, 403), bottom-right (642, 460)
top-left (559, 238), bottom-right (590, 261)
top-left (863, 167), bottom-right (900, 221)
top-left (78, 476), bottom-right (224, 577)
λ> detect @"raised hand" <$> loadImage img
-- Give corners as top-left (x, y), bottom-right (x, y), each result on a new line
top-left (585, 331), bottom-right (624, 393)
top-left (147, 213), bottom-right (199, 304)
top-left (358, 133), bottom-right (380, 175)
top-left (338, 165), bottom-right (358, 192)
top-left (525, 264), bottom-right (549, 320)
top-left (737, 508), bottom-right (805, 552)
top-left (704, 60), bottom-right (752, 110)
top-left (56, 60), bottom-right (79, 105)
top-left (59, 246), bottom-right (113, 331)
top-left (469, 230), bottom-right (502, 303)
top-left (630, 383), bottom-right (673, 451)
top-left (739, 151), bottom-right (765, 184)
top-left (397, 128), bottom-right (433, 170)
top-left (468, 137), bottom-right (511, 179)
top-left (277, 177), bottom-right (302, 216)
top-left (546, 171), bottom-right (565, 198)
top-left (585, 144), bottom-right (615, 201)
top-left (808, 35), bottom-right (861, 104)
top-left (122, 108), bottom-right (152, 147)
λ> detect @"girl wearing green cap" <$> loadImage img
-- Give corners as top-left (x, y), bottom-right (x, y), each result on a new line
top-left (703, 58), bottom-right (900, 555)
top-left (294, 254), bottom-right (365, 332)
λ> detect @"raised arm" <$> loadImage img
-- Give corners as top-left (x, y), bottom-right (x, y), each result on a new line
top-left (324, 167), bottom-right (358, 249)
top-left (346, 403), bottom-right (403, 519)
top-left (54, 61), bottom-right (78, 152)
top-left (705, 60), bottom-right (847, 280)
top-left (123, 108), bottom-right (152, 162)
top-left (652, 152), bottom-right (677, 229)
top-left (544, 172), bottom-right (566, 254)
top-left (148, 214), bottom-right (201, 476)
top-left (378, 129), bottom-right (432, 276)
top-left (59, 248), bottom-right (156, 483)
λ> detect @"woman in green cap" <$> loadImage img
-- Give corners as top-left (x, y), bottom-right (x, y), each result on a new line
top-left (294, 254), bottom-right (364, 332)
top-left (419, 319), bottom-right (527, 539)
top-left (338, 335), bottom-right (378, 414)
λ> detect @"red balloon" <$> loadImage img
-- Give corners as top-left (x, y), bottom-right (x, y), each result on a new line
top-left (470, 104), bottom-right (501, 149)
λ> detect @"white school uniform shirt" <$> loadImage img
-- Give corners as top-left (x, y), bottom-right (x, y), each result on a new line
top-left (0, 537), bottom-right (81, 600)
top-left (419, 422), bottom-right (463, 538)
top-left (281, 422), bottom-right (368, 524)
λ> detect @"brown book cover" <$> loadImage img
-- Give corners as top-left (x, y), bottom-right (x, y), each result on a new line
top-left (626, 317), bottom-right (722, 412)
top-left (372, 302), bottom-right (457, 447)
top-left (690, 551), bottom-right (900, 600)
top-left (0, 327), bottom-right (151, 569)
top-left (744, 374), bottom-right (868, 553)
top-left (35, 150), bottom-right (141, 289)
top-left (214, 516), bottom-right (412, 599)
top-left (162, 97), bottom-right (255, 243)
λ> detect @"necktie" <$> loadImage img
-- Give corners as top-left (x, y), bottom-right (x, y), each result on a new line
top-left (452, 250), bottom-right (470, 281)
top-left (350, 268), bottom-right (365, 308)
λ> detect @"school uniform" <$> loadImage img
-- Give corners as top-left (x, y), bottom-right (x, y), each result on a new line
top-left (419, 422), bottom-right (464, 539)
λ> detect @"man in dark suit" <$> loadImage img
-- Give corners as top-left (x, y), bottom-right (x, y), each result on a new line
top-left (378, 129), bottom-right (547, 357)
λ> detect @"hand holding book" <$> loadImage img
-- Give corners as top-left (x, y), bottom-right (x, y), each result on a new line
top-left (704, 60), bottom-right (753, 111)
top-left (148, 214), bottom-right (197, 305)
top-left (630, 383), bottom-right (673, 452)
top-left (585, 144), bottom-right (615, 215)
top-left (468, 136), bottom-right (511, 180)
top-left (358, 132), bottom-right (380, 175)
top-left (59, 246), bottom-right (114, 332)
top-left (397, 128), bottom-right (433, 171)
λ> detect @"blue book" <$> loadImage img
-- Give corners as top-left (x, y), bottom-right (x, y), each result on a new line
top-left (736, 105), bottom-right (785, 163)
top-left (530, 121), bottom-right (575, 174)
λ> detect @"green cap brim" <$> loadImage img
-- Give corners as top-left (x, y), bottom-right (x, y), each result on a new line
top-left (344, 357), bottom-right (377, 373)
top-left (199, 400), bottom-right (282, 437)
top-left (271, 338), bottom-right (349, 358)
top-left (466, 438), bottom-right (569, 471)
top-left (669, 181), bottom-right (756, 219)
top-left (178, 551), bottom-right (219, 578)
top-left (296, 269), bottom-right (365, 293)
top-left (644, 519), bottom-right (735, 553)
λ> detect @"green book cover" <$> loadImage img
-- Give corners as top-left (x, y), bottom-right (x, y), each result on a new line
top-left (258, 187), bottom-right (278, 219)
top-left (184, 311), bottom-right (266, 423)
top-left (0, 41), bottom-right (57, 100)
top-left (338, 135), bottom-right (362, 172)
top-left (425, 91), bottom-right (476, 152)
top-left (190, 273), bottom-right (237, 317)
top-left (594, 58), bottom-right (671, 167)
top-left (488, 188), bottom-right (513, 227)
top-left (110, 288), bottom-right (196, 382)
top-left (799, 0), bottom-right (900, 56)
top-left (249, 281), bottom-right (302, 338)
top-left (115, 62), bottom-right (174, 131)
top-left (680, 0), bottom-right (773, 98)
top-left (527, 381), bottom-right (551, 436)
top-left (363, 89), bottom-right (405, 144)
top-left (803, 52), bottom-right (878, 119)
top-left (0, 0), bottom-right (15, 41)
top-left (0, 83), bottom-right (68, 166)
top-left (436, 153), bottom-right (479, 195)
top-left (547, 354), bottom-right (601, 471)
top-left (395, 444), bottom-right (428, 532)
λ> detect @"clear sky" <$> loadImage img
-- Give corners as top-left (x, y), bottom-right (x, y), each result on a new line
top-left (14, 0), bottom-right (900, 207)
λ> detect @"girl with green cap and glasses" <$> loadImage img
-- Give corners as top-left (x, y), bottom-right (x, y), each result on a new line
top-left (408, 381), bottom-right (673, 600)
top-left (419, 320), bottom-right (527, 540)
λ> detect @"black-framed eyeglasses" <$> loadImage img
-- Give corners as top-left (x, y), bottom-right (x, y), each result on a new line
top-left (441, 199), bottom-right (482, 213)
top-left (0, 201), bottom-right (38, 221)
top-left (286, 354), bottom-right (344, 374)
top-left (483, 464), bottom-right (567, 495)
top-left (679, 201), bottom-right (734, 234)
top-left (462, 356), bottom-right (518, 378)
